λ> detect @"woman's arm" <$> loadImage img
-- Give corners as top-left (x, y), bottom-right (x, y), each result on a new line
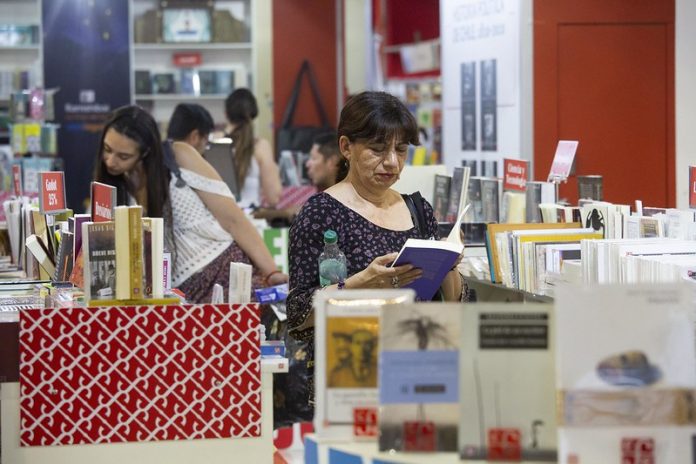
top-left (255, 138), bottom-right (282, 207)
top-left (172, 142), bottom-right (285, 280)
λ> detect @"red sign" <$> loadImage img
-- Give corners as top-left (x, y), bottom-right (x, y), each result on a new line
top-left (12, 164), bottom-right (22, 197)
top-left (91, 181), bottom-right (117, 222)
top-left (621, 437), bottom-right (654, 464)
top-left (487, 428), bottom-right (521, 461)
top-left (38, 171), bottom-right (66, 213)
top-left (503, 158), bottom-right (529, 191)
top-left (403, 421), bottom-right (436, 451)
top-left (690, 166), bottom-right (696, 209)
top-left (547, 140), bottom-right (579, 182)
top-left (173, 52), bottom-right (202, 67)
top-left (353, 407), bottom-right (378, 438)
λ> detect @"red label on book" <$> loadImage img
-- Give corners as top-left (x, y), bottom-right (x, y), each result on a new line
top-left (503, 158), bottom-right (528, 191)
top-left (488, 428), bottom-right (521, 461)
top-left (12, 164), bottom-right (22, 196)
top-left (91, 181), bottom-right (116, 222)
top-left (353, 407), bottom-right (378, 437)
top-left (689, 166), bottom-right (696, 209)
top-left (403, 421), bottom-right (436, 451)
top-left (173, 52), bottom-right (202, 67)
top-left (39, 171), bottom-right (66, 213)
top-left (547, 140), bottom-right (579, 182)
top-left (621, 437), bottom-right (654, 464)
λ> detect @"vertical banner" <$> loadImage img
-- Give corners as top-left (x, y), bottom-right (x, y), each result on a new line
top-left (690, 166), bottom-right (696, 209)
top-left (441, 0), bottom-right (521, 174)
top-left (43, 0), bottom-right (131, 213)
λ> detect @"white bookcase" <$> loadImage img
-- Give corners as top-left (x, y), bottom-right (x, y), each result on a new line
top-left (130, 0), bottom-right (255, 127)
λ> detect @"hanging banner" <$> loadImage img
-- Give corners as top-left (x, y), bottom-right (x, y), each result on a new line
top-left (43, 0), bottom-right (131, 213)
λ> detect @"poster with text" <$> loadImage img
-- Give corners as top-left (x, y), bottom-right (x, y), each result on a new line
top-left (461, 62), bottom-right (477, 150)
top-left (480, 59), bottom-right (498, 151)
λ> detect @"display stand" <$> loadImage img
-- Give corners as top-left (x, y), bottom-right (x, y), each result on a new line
top-left (0, 303), bottom-right (279, 464)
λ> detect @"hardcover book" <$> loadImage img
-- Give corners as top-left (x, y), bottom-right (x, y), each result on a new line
top-left (525, 181), bottom-right (556, 223)
top-left (313, 289), bottom-right (415, 441)
top-left (81, 221), bottom-right (116, 302)
top-left (480, 178), bottom-right (501, 223)
top-left (115, 206), bottom-right (144, 300)
top-left (459, 304), bottom-right (557, 461)
top-left (142, 217), bottom-right (164, 299)
top-left (198, 70), bottom-right (217, 95)
top-left (134, 70), bottom-right (152, 95)
top-left (152, 73), bottom-right (176, 94)
top-left (380, 302), bottom-right (460, 452)
top-left (391, 239), bottom-right (463, 301)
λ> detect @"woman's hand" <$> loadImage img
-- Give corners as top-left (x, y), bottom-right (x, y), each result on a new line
top-left (267, 271), bottom-right (289, 286)
top-left (345, 252), bottom-right (423, 289)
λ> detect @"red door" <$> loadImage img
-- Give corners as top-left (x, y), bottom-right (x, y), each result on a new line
top-left (534, 0), bottom-right (675, 207)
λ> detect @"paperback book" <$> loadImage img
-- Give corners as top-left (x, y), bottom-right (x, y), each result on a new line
top-left (391, 239), bottom-right (463, 301)
top-left (459, 303), bottom-right (557, 461)
top-left (380, 302), bottom-right (460, 452)
top-left (81, 221), bottom-right (116, 302)
top-left (313, 289), bottom-right (415, 441)
top-left (432, 174), bottom-right (451, 223)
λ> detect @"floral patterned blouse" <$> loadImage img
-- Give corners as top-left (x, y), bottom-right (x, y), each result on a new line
top-left (286, 192), bottom-right (439, 342)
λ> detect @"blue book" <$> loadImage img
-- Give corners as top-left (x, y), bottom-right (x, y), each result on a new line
top-left (392, 238), bottom-right (463, 300)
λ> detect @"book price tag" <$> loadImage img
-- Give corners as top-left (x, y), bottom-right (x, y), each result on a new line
top-left (487, 428), bottom-right (521, 461)
top-left (547, 140), bottom-right (579, 183)
top-left (91, 181), bottom-right (117, 222)
top-left (403, 420), bottom-right (436, 451)
top-left (621, 437), bottom-right (654, 464)
top-left (503, 158), bottom-right (529, 192)
top-left (12, 164), bottom-right (22, 197)
top-left (38, 171), bottom-right (66, 214)
top-left (353, 407), bottom-right (378, 438)
top-left (689, 165), bottom-right (696, 209)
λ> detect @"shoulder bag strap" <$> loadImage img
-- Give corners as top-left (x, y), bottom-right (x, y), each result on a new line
top-left (280, 60), bottom-right (331, 129)
top-left (304, 61), bottom-right (331, 127)
top-left (402, 191), bottom-right (428, 239)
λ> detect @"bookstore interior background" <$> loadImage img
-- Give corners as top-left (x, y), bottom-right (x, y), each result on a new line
top-left (2, 0), bottom-right (696, 463)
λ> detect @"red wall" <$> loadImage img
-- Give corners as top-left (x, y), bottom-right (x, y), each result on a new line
top-left (272, 0), bottom-right (339, 131)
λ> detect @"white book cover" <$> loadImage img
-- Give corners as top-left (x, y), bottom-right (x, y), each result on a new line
top-left (459, 304), bottom-right (557, 461)
top-left (313, 289), bottom-right (415, 441)
top-left (380, 302), bottom-right (460, 452)
top-left (555, 284), bottom-right (696, 463)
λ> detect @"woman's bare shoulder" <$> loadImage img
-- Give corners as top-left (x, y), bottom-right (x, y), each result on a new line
top-left (171, 141), bottom-right (221, 179)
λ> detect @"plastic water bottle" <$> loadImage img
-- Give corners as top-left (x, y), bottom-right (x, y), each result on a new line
top-left (318, 229), bottom-right (347, 287)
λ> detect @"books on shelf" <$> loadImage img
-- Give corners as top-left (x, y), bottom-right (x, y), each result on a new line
top-left (525, 181), bottom-right (556, 223)
top-left (459, 303), bottom-right (557, 461)
top-left (445, 166), bottom-right (471, 223)
top-left (313, 289), bottom-right (415, 441)
top-left (391, 238), bottom-right (464, 301)
top-left (142, 217), bottom-right (164, 299)
top-left (82, 221), bottom-right (116, 302)
top-left (432, 174), bottom-right (451, 222)
top-left (138, 68), bottom-right (237, 96)
top-left (380, 302), bottom-right (460, 452)
top-left (115, 206), bottom-right (144, 300)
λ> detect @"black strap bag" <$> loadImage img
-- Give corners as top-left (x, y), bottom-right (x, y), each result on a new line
top-left (276, 60), bottom-right (332, 160)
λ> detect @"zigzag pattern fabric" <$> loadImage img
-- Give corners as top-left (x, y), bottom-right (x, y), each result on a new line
top-left (19, 303), bottom-right (261, 446)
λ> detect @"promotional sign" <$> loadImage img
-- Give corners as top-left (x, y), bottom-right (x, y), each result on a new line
top-left (91, 181), bottom-right (117, 222)
top-left (547, 140), bottom-right (579, 182)
top-left (12, 164), bottom-right (22, 197)
top-left (689, 166), bottom-right (696, 209)
top-left (43, 1), bottom-right (131, 212)
top-left (173, 52), bottom-right (202, 67)
top-left (503, 158), bottom-right (529, 191)
top-left (38, 171), bottom-right (67, 214)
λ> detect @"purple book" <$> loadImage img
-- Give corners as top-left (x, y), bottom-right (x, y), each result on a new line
top-left (392, 239), bottom-right (464, 300)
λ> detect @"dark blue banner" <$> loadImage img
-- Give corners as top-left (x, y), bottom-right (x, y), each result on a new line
top-left (43, 0), bottom-right (130, 212)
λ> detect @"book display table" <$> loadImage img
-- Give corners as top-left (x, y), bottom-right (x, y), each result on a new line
top-left (1, 303), bottom-right (277, 463)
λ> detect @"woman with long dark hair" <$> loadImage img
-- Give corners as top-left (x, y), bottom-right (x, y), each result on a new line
top-left (225, 88), bottom-right (282, 208)
top-left (93, 105), bottom-right (288, 303)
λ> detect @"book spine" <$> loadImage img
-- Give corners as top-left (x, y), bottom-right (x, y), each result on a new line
top-left (150, 218), bottom-right (164, 299)
top-left (129, 206), bottom-right (144, 299)
top-left (114, 207), bottom-right (130, 300)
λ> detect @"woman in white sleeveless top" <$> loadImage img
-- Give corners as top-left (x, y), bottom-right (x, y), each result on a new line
top-left (93, 105), bottom-right (288, 303)
top-left (224, 88), bottom-right (282, 209)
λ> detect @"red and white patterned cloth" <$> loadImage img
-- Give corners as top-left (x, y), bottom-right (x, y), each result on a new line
top-left (275, 185), bottom-right (317, 209)
top-left (19, 304), bottom-right (261, 446)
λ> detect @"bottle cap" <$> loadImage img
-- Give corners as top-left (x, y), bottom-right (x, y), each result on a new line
top-left (323, 229), bottom-right (337, 244)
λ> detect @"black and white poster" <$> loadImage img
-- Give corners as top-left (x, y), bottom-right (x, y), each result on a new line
top-left (480, 59), bottom-right (497, 151)
top-left (460, 62), bottom-right (476, 151)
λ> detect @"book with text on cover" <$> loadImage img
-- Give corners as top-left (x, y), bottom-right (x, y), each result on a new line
top-left (392, 239), bottom-right (463, 300)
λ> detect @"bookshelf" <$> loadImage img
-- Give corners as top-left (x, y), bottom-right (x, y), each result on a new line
top-left (130, 0), bottom-right (255, 126)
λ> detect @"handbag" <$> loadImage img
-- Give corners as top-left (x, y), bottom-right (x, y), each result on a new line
top-left (276, 60), bottom-right (332, 161)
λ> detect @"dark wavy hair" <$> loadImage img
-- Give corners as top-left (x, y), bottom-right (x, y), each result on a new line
top-left (93, 105), bottom-right (170, 219)
top-left (337, 91), bottom-right (420, 146)
top-left (225, 88), bottom-right (259, 189)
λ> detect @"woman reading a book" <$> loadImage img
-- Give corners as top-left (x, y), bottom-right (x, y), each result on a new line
top-left (224, 88), bottom-right (282, 209)
top-left (93, 105), bottom-right (287, 303)
top-left (286, 91), bottom-right (467, 414)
